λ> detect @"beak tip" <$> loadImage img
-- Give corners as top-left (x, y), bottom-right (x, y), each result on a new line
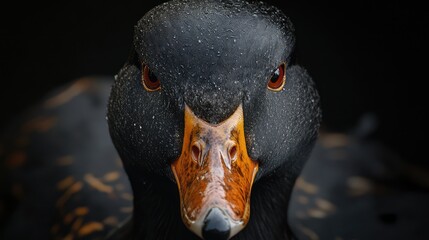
top-left (202, 208), bottom-right (231, 240)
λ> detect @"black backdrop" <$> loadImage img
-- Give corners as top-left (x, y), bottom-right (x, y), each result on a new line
top-left (0, 1), bottom-right (426, 163)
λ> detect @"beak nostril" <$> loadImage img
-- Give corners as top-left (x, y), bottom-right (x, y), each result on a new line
top-left (229, 145), bottom-right (237, 161)
top-left (191, 144), bottom-right (201, 163)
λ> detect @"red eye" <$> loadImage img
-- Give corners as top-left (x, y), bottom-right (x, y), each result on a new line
top-left (267, 63), bottom-right (286, 91)
top-left (142, 64), bottom-right (161, 91)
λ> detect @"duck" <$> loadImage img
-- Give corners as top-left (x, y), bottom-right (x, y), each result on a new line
top-left (0, 0), bottom-right (321, 240)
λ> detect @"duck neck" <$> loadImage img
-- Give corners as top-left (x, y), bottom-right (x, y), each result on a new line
top-left (128, 175), bottom-right (198, 240)
top-left (122, 167), bottom-right (295, 240)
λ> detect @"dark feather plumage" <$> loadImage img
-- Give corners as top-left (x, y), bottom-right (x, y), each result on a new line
top-left (6, 1), bottom-right (426, 240)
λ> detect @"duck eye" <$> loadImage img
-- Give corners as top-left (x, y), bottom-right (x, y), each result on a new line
top-left (267, 63), bottom-right (286, 91)
top-left (142, 64), bottom-right (161, 91)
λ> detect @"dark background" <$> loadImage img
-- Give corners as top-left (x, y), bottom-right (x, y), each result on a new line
top-left (0, 1), bottom-right (426, 163)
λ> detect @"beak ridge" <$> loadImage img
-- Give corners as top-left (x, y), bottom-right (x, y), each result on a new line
top-left (171, 104), bottom-right (258, 239)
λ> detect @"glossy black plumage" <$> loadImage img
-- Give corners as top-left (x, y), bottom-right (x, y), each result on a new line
top-left (1, 83), bottom-right (428, 240)
top-left (107, 1), bottom-right (320, 239)
top-left (4, 1), bottom-right (426, 240)
top-left (1, 0), bottom-right (320, 239)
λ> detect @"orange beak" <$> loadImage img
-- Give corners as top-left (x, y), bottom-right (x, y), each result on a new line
top-left (171, 104), bottom-right (258, 240)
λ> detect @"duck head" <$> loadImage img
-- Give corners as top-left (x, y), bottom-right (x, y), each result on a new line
top-left (107, 0), bottom-right (321, 239)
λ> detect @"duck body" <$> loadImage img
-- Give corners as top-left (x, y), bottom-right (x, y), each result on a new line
top-left (289, 117), bottom-right (429, 240)
top-left (1, 0), bottom-right (321, 240)
top-left (0, 78), bottom-right (132, 239)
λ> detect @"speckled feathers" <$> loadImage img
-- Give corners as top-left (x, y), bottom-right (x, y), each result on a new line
top-left (108, 0), bottom-right (320, 183)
